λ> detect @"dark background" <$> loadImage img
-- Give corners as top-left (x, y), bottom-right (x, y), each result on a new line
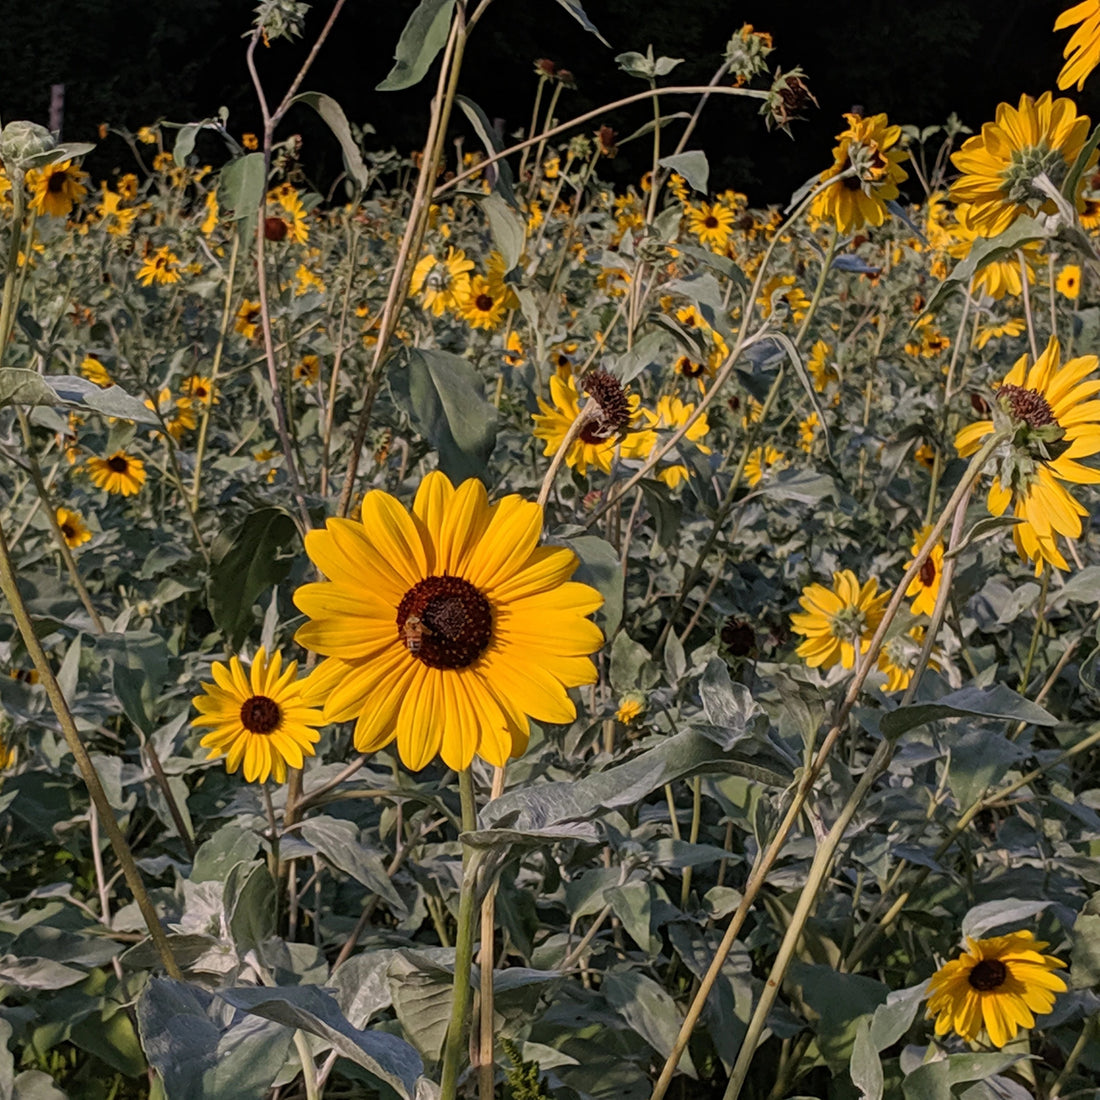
top-left (0, 0), bottom-right (1090, 203)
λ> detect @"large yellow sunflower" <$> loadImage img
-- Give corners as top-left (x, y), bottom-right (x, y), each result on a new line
top-left (26, 160), bottom-right (88, 218)
top-left (809, 112), bottom-right (908, 234)
top-left (191, 648), bottom-right (323, 784)
top-left (1056, 1), bottom-right (1100, 91)
top-left (85, 451), bottom-right (146, 496)
top-left (790, 570), bottom-right (889, 671)
top-left (926, 930), bottom-right (1067, 1048)
top-left (955, 335), bottom-right (1100, 572)
top-left (294, 472), bottom-right (604, 772)
top-left (950, 92), bottom-right (1094, 237)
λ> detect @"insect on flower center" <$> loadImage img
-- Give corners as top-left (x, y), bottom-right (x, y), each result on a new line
top-left (998, 383), bottom-right (1057, 428)
top-left (396, 575), bottom-right (493, 670)
top-left (967, 958), bottom-right (1008, 992)
top-left (107, 455), bottom-right (129, 473)
top-left (240, 695), bottom-right (282, 735)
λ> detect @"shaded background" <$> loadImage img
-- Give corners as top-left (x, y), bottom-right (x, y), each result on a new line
top-left (0, 0), bottom-right (1090, 203)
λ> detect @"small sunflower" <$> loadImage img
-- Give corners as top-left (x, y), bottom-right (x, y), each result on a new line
top-left (757, 274), bottom-right (811, 323)
top-left (294, 354), bottom-right (321, 385)
top-left (877, 627), bottom-right (937, 692)
top-left (1056, 1), bottom-right (1100, 91)
top-left (191, 648), bottom-right (323, 784)
top-left (790, 570), bottom-right (889, 671)
top-left (684, 200), bottom-right (736, 251)
top-left (80, 356), bottom-right (113, 388)
top-left (180, 374), bottom-right (218, 406)
top-left (201, 188), bottom-right (219, 236)
top-left (265, 184), bottom-right (309, 243)
top-left (85, 451), bottom-right (146, 496)
top-left (810, 112), bottom-right (908, 234)
top-left (744, 445), bottom-right (786, 487)
top-left (950, 92), bottom-right (1094, 237)
top-left (926, 930), bottom-right (1067, 1048)
top-left (641, 394), bottom-right (711, 489)
top-left (955, 335), bottom-right (1100, 572)
top-left (807, 340), bottom-right (838, 392)
top-left (904, 525), bottom-right (945, 617)
top-left (798, 412), bottom-right (820, 453)
top-left (136, 245), bottom-right (181, 287)
top-left (26, 160), bottom-right (89, 218)
top-left (293, 471), bottom-right (605, 772)
top-left (460, 275), bottom-right (507, 330)
top-left (56, 507), bottom-right (91, 548)
top-left (409, 248), bottom-right (474, 316)
top-left (502, 331), bottom-right (525, 368)
top-left (1056, 263), bottom-right (1083, 300)
top-left (145, 387), bottom-right (197, 441)
top-left (236, 299), bottom-right (262, 340)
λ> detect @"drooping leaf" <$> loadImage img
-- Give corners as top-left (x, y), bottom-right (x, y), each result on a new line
top-left (386, 951), bottom-right (455, 1064)
top-left (218, 153), bottom-right (266, 220)
top-left (552, 0), bottom-right (610, 46)
top-left (880, 683), bottom-right (1057, 737)
top-left (297, 816), bottom-right (404, 912)
top-left (480, 192), bottom-right (525, 271)
top-left (455, 96), bottom-right (517, 206)
top-left (224, 861), bottom-right (277, 957)
top-left (658, 151), bottom-right (708, 194)
top-left (47, 375), bottom-right (160, 424)
top-left (289, 93), bottom-right (370, 190)
top-left (0, 370), bottom-right (58, 408)
top-left (377, 0), bottom-right (456, 92)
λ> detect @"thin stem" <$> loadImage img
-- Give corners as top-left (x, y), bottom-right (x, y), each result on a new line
top-left (0, 177), bottom-right (26, 358)
top-left (1018, 565), bottom-right (1050, 693)
top-left (293, 1031), bottom-right (321, 1100)
top-left (679, 776), bottom-right (702, 909)
top-left (1049, 1014), bottom-right (1097, 1098)
top-left (1019, 249), bottom-right (1040, 363)
top-left (477, 766), bottom-right (506, 1100)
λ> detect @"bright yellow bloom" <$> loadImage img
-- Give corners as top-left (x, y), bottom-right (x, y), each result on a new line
top-left (790, 570), bottom-right (889, 671)
top-left (56, 507), bottom-right (91, 548)
top-left (926, 930), bottom-right (1066, 1048)
top-left (532, 368), bottom-right (656, 477)
top-left (955, 335), bottom-right (1100, 572)
top-left (1056, 263), bottom-right (1083, 299)
top-left (294, 471), bottom-right (604, 772)
top-left (904, 526), bottom-right (944, 617)
top-left (1056, 1), bottom-right (1100, 90)
top-left (191, 648), bottom-right (323, 785)
top-left (976, 318), bottom-right (1027, 350)
top-left (744, 445), bottom-right (786, 487)
top-left (798, 412), bottom-right (819, 452)
top-left (905, 315), bottom-right (951, 358)
top-left (877, 627), bottom-right (937, 692)
top-left (95, 186), bottom-right (137, 236)
top-left (85, 451), bottom-right (146, 496)
top-left (201, 188), bottom-right (219, 236)
top-left (641, 394), bottom-right (711, 489)
top-left (410, 248), bottom-right (474, 316)
top-left (503, 330), bottom-right (525, 368)
top-left (294, 354), bottom-right (321, 385)
top-left (180, 374), bottom-right (218, 406)
top-left (80, 356), bottom-right (113, 388)
top-left (460, 274), bottom-right (508, 330)
top-left (242, 133), bottom-right (259, 151)
top-left (807, 340), bottom-right (838, 392)
top-left (951, 92), bottom-right (1094, 237)
top-left (615, 694), bottom-right (645, 724)
top-left (136, 126), bottom-right (158, 145)
top-left (810, 112), bottom-right (908, 234)
top-left (236, 299), bottom-right (262, 340)
top-left (267, 183), bottom-right (309, 244)
top-left (757, 274), bottom-right (810, 323)
top-left (685, 200), bottom-right (736, 250)
top-left (26, 160), bottom-right (89, 218)
top-left (136, 245), bottom-right (181, 287)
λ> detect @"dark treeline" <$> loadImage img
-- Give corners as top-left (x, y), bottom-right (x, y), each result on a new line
top-left (0, 0), bottom-right (1090, 204)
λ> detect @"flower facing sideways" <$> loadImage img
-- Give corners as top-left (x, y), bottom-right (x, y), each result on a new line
top-left (295, 472), bottom-right (604, 772)
top-left (790, 570), bottom-right (889, 671)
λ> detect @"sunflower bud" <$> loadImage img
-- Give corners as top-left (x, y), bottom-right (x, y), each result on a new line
top-left (725, 23), bottom-right (774, 85)
top-left (0, 121), bottom-right (56, 174)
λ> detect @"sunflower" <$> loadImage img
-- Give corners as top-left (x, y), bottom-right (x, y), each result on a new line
top-left (809, 112), bottom-right (908, 235)
top-left (26, 160), bottom-right (89, 218)
top-left (798, 412), bottom-right (820, 453)
top-left (757, 274), bottom-right (810, 323)
top-left (1056, 263), bottom-right (1082, 299)
top-left (641, 394), bottom-right (711, 489)
top-left (790, 570), bottom-right (889, 671)
top-left (532, 368), bottom-right (656, 477)
top-left (807, 340), bottom-right (838, 392)
top-left (293, 471), bottom-right (604, 772)
top-left (266, 184), bottom-right (309, 243)
top-left (744, 445), bottom-right (786, 487)
top-left (950, 93), bottom-right (1094, 237)
top-left (877, 627), bottom-right (937, 692)
top-left (145, 388), bottom-right (197, 441)
top-left (459, 275), bottom-right (508, 330)
top-left (236, 299), bottom-right (262, 340)
top-left (201, 188), bottom-right (219, 236)
top-left (410, 248), bottom-right (474, 316)
top-left (180, 374), bottom-right (218, 406)
top-left (191, 647), bottom-right (323, 784)
top-left (85, 451), bottom-right (146, 496)
top-left (685, 200), bottom-right (736, 251)
top-left (56, 507), bottom-right (91, 548)
top-left (502, 331), bottom-right (525, 368)
top-left (955, 335), bottom-right (1100, 572)
top-left (976, 318), bottom-right (1027, 350)
top-left (80, 356), bottom-right (113, 388)
top-left (926, 930), bottom-right (1067, 1048)
top-left (294, 354), bottom-right (321, 385)
top-left (136, 245), bottom-right (181, 287)
top-left (95, 186), bottom-right (137, 236)
top-left (948, 204), bottom-right (1039, 300)
top-left (1057, 1), bottom-right (1100, 90)
top-left (905, 526), bottom-right (945, 617)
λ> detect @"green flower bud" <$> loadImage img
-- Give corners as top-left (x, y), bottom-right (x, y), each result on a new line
top-left (0, 121), bottom-right (56, 174)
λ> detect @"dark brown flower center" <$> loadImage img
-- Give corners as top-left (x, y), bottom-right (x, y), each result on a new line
top-left (240, 695), bottom-right (281, 734)
top-left (703, 215), bottom-right (719, 229)
top-left (920, 558), bottom-right (937, 587)
top-left (999, 383), bottom-right (1056, 428)
top-left (107, 455), bottom-right (129, 473)
top-left (475, 293), bottom-right (494, 312)
top-left (580, 369), bottom-right (632, 442)
top-left (48, 171), bottom-right (68, 194)
top-left (61, 522), bottom-right (76, 540)
top-left (967, 958), bottom-right (1007, 992)
top-left (396, 575), bottom-right (492, 670)
top-left (677, 357), bottom-right (704, 378)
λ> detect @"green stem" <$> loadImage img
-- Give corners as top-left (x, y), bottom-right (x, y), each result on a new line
top-left (1018, 565), bottom-right (1050, 694)
top-left (293, 1031), bottom-right (321, 1100)
top-left (0, 178), bottom-right (26, 360)
top-left (440, 768), bottom-right (482, 1100)
top-left (679, 776), bottom-right (702, 909)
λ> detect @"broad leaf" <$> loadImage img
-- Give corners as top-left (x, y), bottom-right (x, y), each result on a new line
top-left (377, 0), bottom-right (456, 92)
top-left (290, 93), bottom-right (369, 189)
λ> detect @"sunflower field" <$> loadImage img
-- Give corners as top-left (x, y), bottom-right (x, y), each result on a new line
top-left (5, 1), bottom-right (1100, 1098)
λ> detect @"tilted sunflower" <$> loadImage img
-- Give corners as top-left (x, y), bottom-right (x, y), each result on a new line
top-left (950, 92), bottom-right (1095, 237)
top-left (409, 248), bottom-right (474, 316)
top-left (809, 112), bottom-right (908, 235)
top-left (26, 160), bottom-right (88, 218)
top-left (904, 525), bottom-right (945, 617)
top-left (136, 245), bottom-right (181, 287)
top-left (1056, 1), bottom-right (1100, 91)
top-left (955, 335), bottom-right (1100, 572)
top-left (85, 450), bottom-right (145, 496)
top-left (640, 394), bottom-right (711, 490)
top-left (744, 444), bottom-right (786, 487)
top-left (294, 471), bottom-right (604, 772)
top-left (790, 569), bottom-right (889, 671)
top-left (191, 647), bottom-right (323, 784)
top-left (56, 507), bottom-right (91, 548)
top-left (926, 930), bottom-right (1067, 1048)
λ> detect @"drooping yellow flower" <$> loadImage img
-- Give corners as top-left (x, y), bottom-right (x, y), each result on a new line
top-left (806, 340), bottom-right (838, 392)
top-left (757, 274), bottom-right (810, 323)
top-left (236, 299), bottom-right (262, 340)
top-left (976, 318), bottom-right (1027, 350)
top-left (532, 368), bottom-right (656, 477)
top-left (85, 451), bottom-right (146, 496)
top-left (294, 354), bottom-right (321, 385)
top-left (1056, 1), bottom-right (1100, 90)
top-left (810, 112), bottom-right (908, 234)
top-left (145, 388), bottom-right (196, 441)
top-left (136, 245), bottom-right (181, 287)
top-left (950, 93), bottom-right (1094, 237)
top-left (877, 627), bottom-right (937, 692)
top-left (56, 507), bottom-right (91, 548)
top-left (955, 335), bottom-right (1100, 572)
top-left (948, 204), bottom-right (1039, 300)
top-left (641, 394), bottom-right (711, 489)
top-left (294, 471), bottom-right (604, 772)
top-left (1056, 263), bottom-right (1083, 299)
top-left (684, 200), bottom-right (736, 250)
top-left (80, 356), bottom-right (113, 388)
top-left (790, 570), bottom-right (889, 671)
top-left (410, 248), bottom-right (474, 316)
top-left (926, 930), bottom-right (1067, 1048)
top-left (502, 330), bottom-right (525, 368)
top-left (744, 445), bottom-right (786, 487)
top-left (26, 160), bottom-right (89, 218)
top-left (904, 526), bottom-right (945, 617)
top-left (201, 188), bottom-right (219, 236)
top-left (191, 647), bottom-right (323, 785)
